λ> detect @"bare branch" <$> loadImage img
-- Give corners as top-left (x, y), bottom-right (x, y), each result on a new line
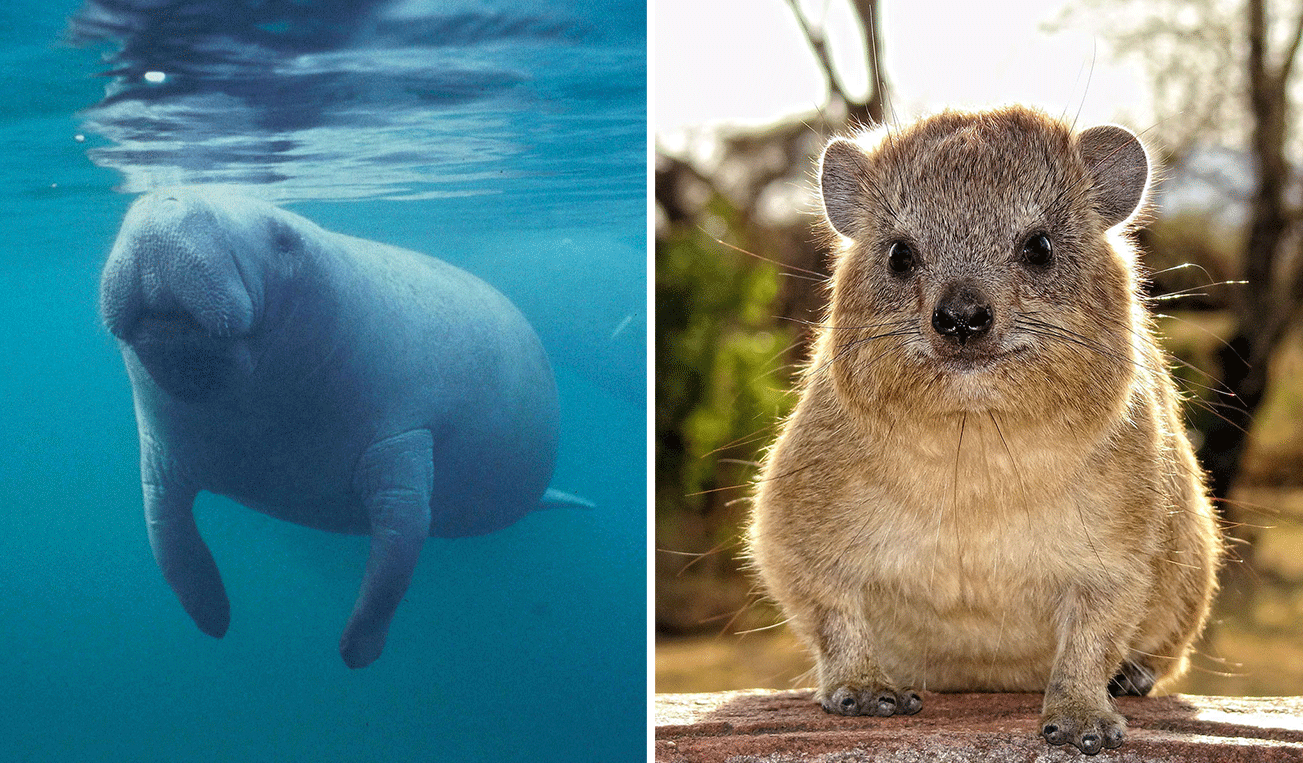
top-left (1281, 3), bottom-right (1303, 85)
top-left (784, 0), bottom-right (850, 107)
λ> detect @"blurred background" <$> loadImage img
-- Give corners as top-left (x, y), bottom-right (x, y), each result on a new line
top-left (655, 0), bottom-right (1303, 697)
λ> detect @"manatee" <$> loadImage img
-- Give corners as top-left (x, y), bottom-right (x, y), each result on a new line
top-left (100, 188), bottom-right (561, 668)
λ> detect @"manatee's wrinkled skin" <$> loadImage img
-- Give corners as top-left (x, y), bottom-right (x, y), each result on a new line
top-left (101, 188), bottom-right (558, 668)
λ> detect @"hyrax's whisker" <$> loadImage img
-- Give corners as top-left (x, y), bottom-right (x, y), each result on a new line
top-left (733, 617), bottom-right (792, 636)
top-left (663, 539), bottom-right (737, 576)
top-left (1154, 312), bottom-right (1248, 363)
top-left (1018, 304), bottom-right (1154, 340)
top-left (740, 341), bottom-right (808, 392)
top-left (1151, 291), bottom-right (1210, 301)
top-left (804, 328), bottom-right (917, 378)
top-left (1042, 170), bottom-right (1094, 220)
top-left (1161, 558), bottom-right (1208, 571)
top-left (1149, 262), bottom-right (1217, 281)
top-left (1013, 319), bottom-right (1139, 370)
top-left (1165, 355), bottom-right (1236, 389)
top-left (1179, 395), bottom-right (1247, 413)
top-left (1178, 396), bottom-right (1252, 435)
top-left (751, 461), bottom-right (817, 487)
top-left (859, 177), bottom-right (904, 224)
top-left (1186, 648), bottom-right (1241, 669)
top-left (1210, 495), bottom-right (1290, 519)
top-left (692, 609), bottom-right (742, 625)
top-left (704, 429), bottom-right (781, 458)
top-left (1165, 367), bottom-right (1240, 406)
top-left (1184, 663), bottom-right (1247, 679)
top-left (1067, 43), bottom-right (1096, 133)
top-left (684, 483), bottom-right (753, 498)
top-left (781, 315), bottom-right (916, 332)
top-left (1013, 314), bottom-right (1177, 380)
top-left (703, 230), bottom-right (830, 282)
top-left (1211, 516), bottom-right (1274, 532)
top-left (716, 593), bottom-right (772, 637)
top-left (777, 271), bottom-right (829, 284)
top-left (1148, 279), bottom-right (1247, 304)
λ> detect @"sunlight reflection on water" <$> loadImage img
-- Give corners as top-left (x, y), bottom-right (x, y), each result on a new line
top-left (68, 0), bottom-right (644, 208)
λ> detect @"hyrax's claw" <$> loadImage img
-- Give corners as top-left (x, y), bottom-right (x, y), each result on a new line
top-left (898, 689), bottom-right (922, 715)
top-left (1042, 722), bottom-right (1068, 746)
top-left (1041, 707), bottom-right (1126, 755)
top-left (821, 685), bottom-right (922, 718)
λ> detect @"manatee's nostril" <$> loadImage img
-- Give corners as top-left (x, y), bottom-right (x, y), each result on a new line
top-left (932, 295), bottom-right (993, 344)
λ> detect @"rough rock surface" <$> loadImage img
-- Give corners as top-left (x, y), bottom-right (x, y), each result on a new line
top-left (655, 689), bottom-right (1303, 761)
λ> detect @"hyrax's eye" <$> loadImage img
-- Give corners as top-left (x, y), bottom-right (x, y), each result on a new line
top-left (1021, 232), bottom-right (1053, 267)
top-left (887, 241), bottom-right (915, 275)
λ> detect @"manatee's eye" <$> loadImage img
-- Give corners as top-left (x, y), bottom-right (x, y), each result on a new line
top-left (1021, 232), bottom-right (1053, 267)
top-left (887, 241), bottom-right (915, 276)
top-left (273, 225), bottom-right (301, 254)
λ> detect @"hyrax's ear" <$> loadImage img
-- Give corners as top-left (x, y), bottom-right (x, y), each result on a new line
top-left (820, 137), bottom-right (874, 238)
top-left (1077, 124), bottom-right (1149, 228)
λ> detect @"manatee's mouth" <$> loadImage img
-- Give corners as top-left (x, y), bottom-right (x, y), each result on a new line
top-left (133, 309), bottom-right (210, 338)
top-left (116, 300), bottom-right (248, 341)
top-left (124, 309), bottom-right (254, 400)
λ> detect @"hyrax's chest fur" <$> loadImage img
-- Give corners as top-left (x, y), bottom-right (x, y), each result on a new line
top-left (748, 106), bottom-right (1221, 755)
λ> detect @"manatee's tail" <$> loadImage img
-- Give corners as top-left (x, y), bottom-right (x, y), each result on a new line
top-left (541, 488), bottom-right (596, 510)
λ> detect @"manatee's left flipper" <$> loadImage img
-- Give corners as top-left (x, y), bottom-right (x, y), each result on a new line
top-left (141, 441), bottom-right (230, 638)
top-left (340, 430), bottom-right (434, 669)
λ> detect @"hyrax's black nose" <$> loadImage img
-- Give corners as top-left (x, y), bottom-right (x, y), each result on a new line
top-left (932, 287), bottom-right (993, 344)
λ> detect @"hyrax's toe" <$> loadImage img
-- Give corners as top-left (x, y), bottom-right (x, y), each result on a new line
top-left (897, 688), bottom-right (923, 715)
top-left (821, 685), bottom-right (922, 717)
top-left (1041, 706), bottom-right (1126, 755)
top-left (1108, 658), bottom-right (1156, 697)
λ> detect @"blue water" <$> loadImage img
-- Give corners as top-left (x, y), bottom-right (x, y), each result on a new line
top-left (1, 1), bottom-right (646, 760)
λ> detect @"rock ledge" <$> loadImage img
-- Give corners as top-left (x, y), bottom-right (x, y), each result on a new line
top-left (655, 689), bottom-right (1303, 761)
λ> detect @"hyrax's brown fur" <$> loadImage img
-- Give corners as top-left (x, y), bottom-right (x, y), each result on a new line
top-left (748, 106), bottom-right (1221, 755)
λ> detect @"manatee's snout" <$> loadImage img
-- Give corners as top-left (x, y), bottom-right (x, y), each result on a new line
top-left (101, 190), bottom-right (262, 398)
top-left (101, 190), bottom-right (258, 343)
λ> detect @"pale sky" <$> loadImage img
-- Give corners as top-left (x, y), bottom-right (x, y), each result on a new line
top-left (654, 0), bottom-right (1152, 136)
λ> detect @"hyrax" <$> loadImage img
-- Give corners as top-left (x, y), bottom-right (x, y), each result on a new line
top-left (748, 106), bottom-right (1221, 755)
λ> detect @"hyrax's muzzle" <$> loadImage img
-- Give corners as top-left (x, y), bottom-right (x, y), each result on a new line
top-left (931, 282), bottom-right (993, 346)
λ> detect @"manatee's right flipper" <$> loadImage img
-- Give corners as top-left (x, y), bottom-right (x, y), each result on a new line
top-left (340, 430), bottom-right (433, 669)
top-left (141, 441), bottom-right (230, 638)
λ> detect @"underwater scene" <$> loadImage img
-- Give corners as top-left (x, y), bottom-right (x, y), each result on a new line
top-left (2, 0), bottom-right (646, 760)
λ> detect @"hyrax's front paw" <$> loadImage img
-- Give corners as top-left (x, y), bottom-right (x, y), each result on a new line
top-left (820, 684), bottom-right (922, 717)
top-left (1041, 701), bottom-right (1126, 755)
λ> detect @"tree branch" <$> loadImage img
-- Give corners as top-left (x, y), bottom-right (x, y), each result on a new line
top-left (1280, 3), bottom-right (1303, 84)
top-left (784, 0), bottom-right (850, 107)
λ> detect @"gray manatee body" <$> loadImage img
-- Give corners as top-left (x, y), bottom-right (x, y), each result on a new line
top-left (100, 188), bottom-right (559, 668)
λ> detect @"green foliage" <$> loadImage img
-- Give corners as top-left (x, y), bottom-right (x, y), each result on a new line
top-left (655, 198), bottom-right (796, 530)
